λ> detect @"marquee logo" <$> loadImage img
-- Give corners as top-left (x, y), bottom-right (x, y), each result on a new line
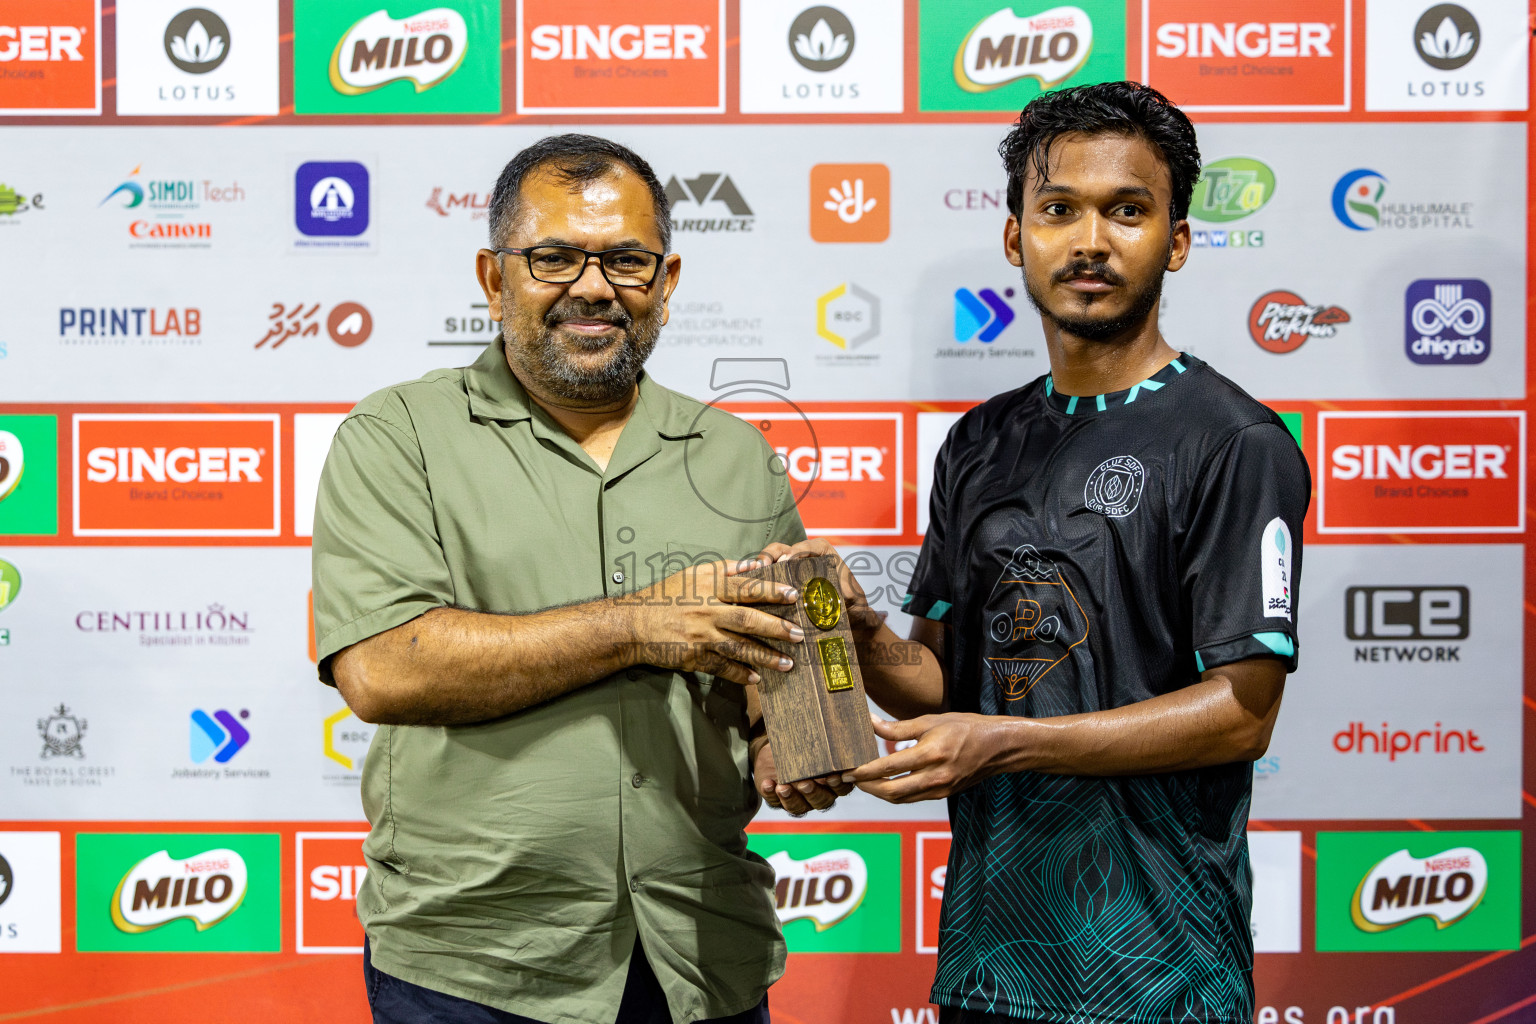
top-left (1317, 411), bottom-right (1524, 534)
top-left (328, 8), bottom-right (467, 95)
top-left (768, 848), bottom-right (868, 930)
top-left (954, 6), bottom-right (1092, 92)
top-left (111, 848), bottom-right (248, 933)
top-left (1248, 290), bottom-right (1350, 354)
top-left (74, 414), bottom-right (281, 537)
top-left (0, 0), bottom-right (101, 115)
top-left (1353, 847), bottom-right (1486, 932)
top-left (666, 172), bottom-right (753, 232)
top-left (1405, 279), bottom-right (1489, 365)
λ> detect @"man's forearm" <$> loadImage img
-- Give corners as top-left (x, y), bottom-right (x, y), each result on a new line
top-left (855, 620), bottom-right (946, 720)
top-left (333, 601), bottom-right (638, 726)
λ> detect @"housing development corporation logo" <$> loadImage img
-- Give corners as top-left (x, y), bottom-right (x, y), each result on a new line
top-left (1405, 279), bottom-right (1489, 365)
top-left (1259, 517), bottom-right (1292, 619)
top-left (816, 283), bottom-right (880, 352)
top-left (1248, 290), bottom-right (1350, 354)
top-left (747, 833), bottom-right (899, 952)
top-left (0, 0), bottom-right (101, 115)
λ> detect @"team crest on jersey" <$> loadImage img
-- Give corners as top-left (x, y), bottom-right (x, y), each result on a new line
top-left (1084, 456), bottom-right (1145, 517)
top-left (983, 544), bottom-right (1091, 702)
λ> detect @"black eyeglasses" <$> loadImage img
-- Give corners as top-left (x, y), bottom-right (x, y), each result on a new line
top-left (493, 245), bottom-right (663, 287)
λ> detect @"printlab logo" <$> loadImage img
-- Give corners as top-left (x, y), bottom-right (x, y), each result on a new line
top-left (665, 173), bottom-right (753, 233)
top-left (190, 708), bottom-right (249, 764)
top-left (816, 283), bottom-right (879, 352)
top-left (1248, 290), bottom-right (1350, 354)
top-left (164, 9), bottom-right (229, 73)
top-left (790, 6), bottom-right (854, 71)
top-left (256, 301), bottom-right (373, 349)
top-left (1084, 456), bottom-right (1144, 517)
top-left (810, 163), bottom-right (889, 243)
top-left (1405, 279), bottom-right (1490, 365)
top-left (0, 182), bottom-right (43, 221)
top-left (954, 286), bottom-right (1015, 342)
top-left (38, 705), bottom-right (86, 759)
top-left (294, 161), bottom-right (370, 238)
top-left (1415, 5), bottom-right (1478, 70)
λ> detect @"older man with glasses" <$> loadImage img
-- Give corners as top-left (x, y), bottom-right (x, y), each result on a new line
top-left (310, 134), bottom-right (849, 1024)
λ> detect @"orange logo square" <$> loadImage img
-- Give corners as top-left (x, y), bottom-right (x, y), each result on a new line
top-left (810, 164), bottom-right (890, 243)
top-left (1143, 0), bottom-right (1350, 112)
top-left (916, 832), bottom-right (950, 954)
top-left (73, 414), bottom-right (281, 537)
top-left (296, 833), bottom-right (368, 954)
top-left (0, 0), bottom-right (101, 114)
top-left (517, 0), bottom-right (725, 113)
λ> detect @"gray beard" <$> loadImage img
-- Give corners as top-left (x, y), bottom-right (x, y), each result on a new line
top-left (505, 295), bottom-right (664, 405)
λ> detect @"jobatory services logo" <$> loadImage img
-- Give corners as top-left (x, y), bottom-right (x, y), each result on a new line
top-left (296, 832), bottom-right (369, 953)
top-left (190, 708), bottom-right (250, 764)
top-left (747, 833), bottom-right (899, 952)
top-left (0, 0), bottom-right (101, 115)
top-left (73, 413), bottom-right (282, 537)
top-left (1248, 290), bottom-right (1350, 354)
top-left (1142, 0), bottom-right (1350, 111)
top-left (810, 163), bottom-right (889, 243)
top-left (739, 1), bottom-right (903, 113)
top-left (0, 832), bottom-right (63, 953)
top-left (115, 2), bottom-right (279, 115)
top-left (518, 0), bottom-right (724, 114)
top-left (816, 283), bottom-right (880, 353)
top-left (1405, 279), bottom-right (1490, 365)
top-left (665, 172), bottom-right (753, 233)
top-left (1331, 168), bottom-right (1474, 231)
top-left (294, 1), bottom-right (499, 114)
top-left (732, 411), bottom-right (902, 536)
top-left (0, 415), bottom-right (59, 536)
top-left (256, 301), bottom-right (374, 349)
top-left (1317, 411), bottom-right (1524, 534)
top-left (294, 160), bottom-right (371, 244)
top-left (920, 1), bottom-right (1124, 111)
top-left (953, 286), bottom-right (1016, 343)
top-left (1189, 156), bottom-right (1273, 250)
top-left (1316, 831), bottom-right (1520, 951)
top-left (1366, 0), bottom-right (1525, 111)
top-left (76, 833), bottom-right (280, 951)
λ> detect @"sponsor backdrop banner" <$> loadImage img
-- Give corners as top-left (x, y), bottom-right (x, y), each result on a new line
top-left (0, 2), bottom-right (1533, 1023)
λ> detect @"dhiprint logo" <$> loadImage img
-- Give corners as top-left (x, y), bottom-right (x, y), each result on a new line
top-left (1190, 157), bottom-right (1275, 223)
top-left (328, 8), bottom-right (468, 95)
top-left (295, 161), bottom-right (369, 237)
top-left (953, 287), bottom-right (1015, 342)
top-left (790, 6), bottom-right (854, 70)
top-left (1248, 290), bottom-right (1350, 354)
top-left (954, 6), bottom-right (1094, 92)
top-left (1084, 455), bottom-right (1144, 517)
top-left (1354, 846), bottom-right (1486, 932)
top-left (164, 8), bottom-right (229, 74)
top-left (111, 847), bottom-right (248, 933)
top-left (665, 172), bottom-right (753, 233)
top-left (1415, 5), bottom-right (1478, 71)
top-left (1405, 279), bottom-right (1489, 365)
top-left (190, 708), bottom-right (249, 764)
top-left (810, 163), bottom-right (889, 242)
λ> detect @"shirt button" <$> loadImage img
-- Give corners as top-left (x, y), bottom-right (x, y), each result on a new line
top-left (631, 773), bottom-right (645, 788)
top-left (612, 570), bottom-right (625, 585)
top-left (630, 878), bottom-right (643, 892)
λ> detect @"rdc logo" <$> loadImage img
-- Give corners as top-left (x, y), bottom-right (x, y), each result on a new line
top-left (1405, 278), bottom-right (1490, 365)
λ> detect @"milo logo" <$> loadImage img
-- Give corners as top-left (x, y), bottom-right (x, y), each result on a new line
top-left (1352, 846), bottom-right (1486, 932)
top-left (768, 848), bottom-right (868, 930)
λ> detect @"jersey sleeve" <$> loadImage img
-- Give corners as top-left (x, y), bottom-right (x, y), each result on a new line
top-left (902, 427), bottom-right (957, 623)
top-left (1182, 421), bottom-right (1311, 673)
top-left (310, 405), bottom-right (455, 684)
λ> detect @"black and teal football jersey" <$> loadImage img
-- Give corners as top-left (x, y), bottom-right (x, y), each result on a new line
top-left (904, 353), bottom-right (1310, 1024)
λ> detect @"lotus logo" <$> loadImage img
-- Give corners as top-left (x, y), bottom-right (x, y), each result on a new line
top-left (790, 6), bottom-right (854, 71)
top-left (329, 7), bottom-right (469, 95)
top-left (164, 9), bottom-right (230, 74)
top-left (1414, 4), bottom-right (1479, 71)
top-left (111, 848), bottom-right (249, 933)
top-left (1353, 846), bottom-right (1488, 932)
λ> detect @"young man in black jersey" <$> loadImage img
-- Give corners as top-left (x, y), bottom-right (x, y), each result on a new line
top-left (759, 82), bottom-right (1310, 1024)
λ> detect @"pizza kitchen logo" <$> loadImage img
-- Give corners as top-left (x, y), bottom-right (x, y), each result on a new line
top-left (111, 848), bottom-right (248, 934)
top-left (768, 848), bottom-right (868, 930)
top-left (953, 5), bottom-right (1092, 93)
top-left (1248, 290), bottom-right (1350, 354)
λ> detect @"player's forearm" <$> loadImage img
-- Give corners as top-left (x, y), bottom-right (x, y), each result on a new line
top-left (333, 602), bottom-right (638, 726)
top-left (990, 673), bottom-right (1280, 776)
top-left (856, 620), bottom-right (946, 719)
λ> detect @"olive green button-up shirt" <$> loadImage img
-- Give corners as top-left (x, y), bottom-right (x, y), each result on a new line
top-left (311, 339), bottom-right (804, 1024)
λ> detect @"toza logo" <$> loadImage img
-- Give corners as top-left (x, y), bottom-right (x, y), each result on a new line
top-left (1190, 157), bottom-right (1275, 223)
top-left (329, 7), bottom-right (468, 95)
top-left (768, 848), bottom-right (868, 930)
top-left (1248, 290), bottom-right (1350, 354)
top-left (1414, 4), bottom-right (1478, 71)
top-left (111, 848), bottom-right (248, 933)
top-left (190, 709), bottom-right (250, 764)
top-left (1084, 455), bottom-right (1144, 517)
top-left (790, 6), bottom-right (854, 71)
top-left (1353, 846), bottom-right (1487, 932)
top-left (1405, 279), bottom-right (1489, 365)
top-left (0, 559), bottom-right (19, 614)
top-left (38, 704), bottom-right (85, 759)
top-left (953, 5), bottom-right (1093, 92)
top-left (164, 8), bottom-right (229, 74)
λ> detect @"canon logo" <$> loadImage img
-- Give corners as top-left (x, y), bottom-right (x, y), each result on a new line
top-left (85, 447), bottom-right (262, 484)
top-left (1155, 22), bottom-right (1332, 59)
top-left (1330, 444), bottom-right (1505, 481)
top-left (528, 24), bottom-right (708, 61)
top-left (773, 446), bottom-right (883, 483)
top-left (0, 25), bottom-right (84, 62)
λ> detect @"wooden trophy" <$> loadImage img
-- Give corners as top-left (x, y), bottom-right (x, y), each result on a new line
top-left (740, 555), bottom-right (879, 783)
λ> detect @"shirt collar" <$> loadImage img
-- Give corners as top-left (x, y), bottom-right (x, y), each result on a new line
top-left (1044, 351), bottom-right (1200, 416)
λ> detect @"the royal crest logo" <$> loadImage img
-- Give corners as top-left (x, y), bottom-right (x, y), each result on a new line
top-left (1352, 846), bottom-right (1487, 932)
top-left (38, 704), bottom-right (86, 759)
top-left (953, 6), bottom-right (1093, 93)
top-left (110, 848), bottom-right (249, 933)
top-left (1084, 455), bottom-right (1144, 517)
top-left (329, 8), bottom-right (468, 94)
top-left (768, 848), bottom-right (868, 930)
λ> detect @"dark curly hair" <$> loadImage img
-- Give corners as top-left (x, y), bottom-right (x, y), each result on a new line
top-left (999, 82), bottom-right (1201, 225)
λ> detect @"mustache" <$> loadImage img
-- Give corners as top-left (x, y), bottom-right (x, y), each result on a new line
top-left (1052, 261), bottom-right (1126, 286)
top-left (544, 297), bottom-right (632, 329)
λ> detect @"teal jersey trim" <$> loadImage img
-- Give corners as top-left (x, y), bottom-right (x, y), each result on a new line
top-left (928, 600), bottom-right (952, 621)
top-left (1253, 631), bottom-right (1295, 657)
top-left (1065, 395), bottom-right (1079, 415)
top-left (1095, 394), bottom-right (1107, 412)
top-left (1195, 650), bottom-right (1205, 672)
top-left (1043, 354), bottom-right (1193, 417)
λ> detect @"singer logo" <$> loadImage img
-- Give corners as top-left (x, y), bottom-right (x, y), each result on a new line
top-left (517, 0), bottom-right (724, 113)
top-left (74, 414), bottom-right (281, 537)
top-left (731, 411), bottom-right (902, 536)
top-left (296, 832), bottom-right (368, 953)
top-left (916, 832), bottom-right (951, 954)
top-left (111, 848), bottom-right (248, 933)
top-left (0, 1), bottom-right (101, 114)
top-left (1143, 0), bottom-right (1349, 111)
top-left (1317, 412), bottom-right (1524, 534)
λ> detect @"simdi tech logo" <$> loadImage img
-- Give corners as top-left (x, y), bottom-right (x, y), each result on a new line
top-left (0, 415), bottom-right (60, 537)
top-left (1142, 0), bottom-right (1350, 112)
top-left (73, 414), bottom-right (282, 537)
top-left (1317, 411), bottom-right (1524, 534)
top-left (293, 1), bottom-right (500, 114)
top-left (76, 833), bottom-right (280, 951)
top-left (0, 0), bottom-right (101, 115)
top-left (517, 0), bottom-right (725, 114)
top-left (747, 832), bottom-right (899, 952)
top-left (114, 1), bottom-right (280, 116)
top-left (919, 1), bottom-right (1125, 112)
top-left (1316, 831), bottom-right (1520, 951)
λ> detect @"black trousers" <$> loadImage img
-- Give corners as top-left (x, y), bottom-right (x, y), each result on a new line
top-left (364, 936), bottom-right (770, 1024)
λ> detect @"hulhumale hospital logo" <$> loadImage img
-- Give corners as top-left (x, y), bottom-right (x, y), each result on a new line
top-left (1332, 168), bottom-right (1388, 230)
top-left (1331, 168), bottom-right (1473, 231)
